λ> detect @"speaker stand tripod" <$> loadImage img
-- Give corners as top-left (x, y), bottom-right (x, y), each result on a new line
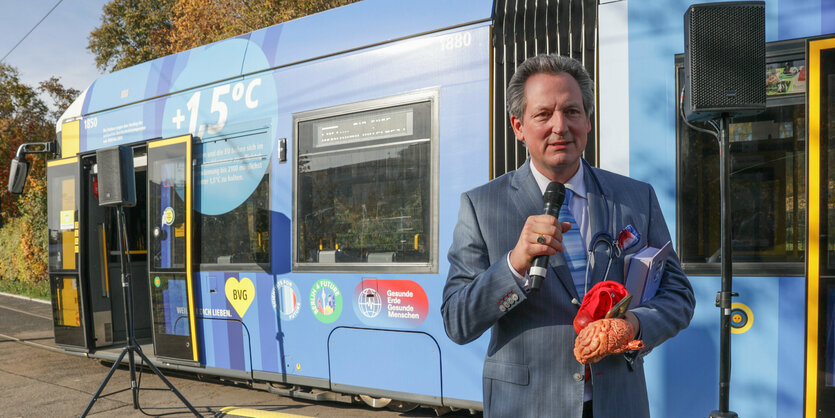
top-left (82, 206), bottom-right (200, 417)
top-left (708, 114), bottom-right (738, 418)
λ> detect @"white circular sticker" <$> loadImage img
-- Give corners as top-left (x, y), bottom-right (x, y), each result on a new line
top-left (271, 279), bottom-right (302, 321)
top-left (162, 207), bottom-right (175, 226)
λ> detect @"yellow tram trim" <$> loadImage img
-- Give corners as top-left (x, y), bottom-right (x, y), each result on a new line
top-left (149, 135), bottom-right (190, 149)
top-left (805, 36), bottom-right (835, 418)
top-left (47, 157), bottom-right (77, 167)
top-left (150, 135), bottom-right (199, 362)
top-left (60, 120), bottom-right (80, 159)
top-left (101, 225), bottom-right (110, 294)
top-left (487, 27), bottom-right (493, 180)
top-left (185, 134), bottom-right (196, 361)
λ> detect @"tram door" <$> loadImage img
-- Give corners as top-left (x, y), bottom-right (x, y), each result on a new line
top-left (147, 135), bottom-right (199, 363)
top-left (47, 157), bottom-right (89, 349)
top-left (807, 37), bottom-right (835, 418)
top-left (79, 148), bottom-right (151, 348)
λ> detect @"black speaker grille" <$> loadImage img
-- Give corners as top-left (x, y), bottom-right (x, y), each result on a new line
top-left (685, 2), bottom-right (765, 117)
top-left (97, 145), bottom-right (136, 207)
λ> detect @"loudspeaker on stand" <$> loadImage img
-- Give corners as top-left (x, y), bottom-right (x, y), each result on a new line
top-left (96, 145), bottom-right (136, 207)
top-left (683, 1), bottom-right (766, 122)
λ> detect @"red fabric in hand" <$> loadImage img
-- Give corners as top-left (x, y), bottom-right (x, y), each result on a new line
top-left (572, 280), bottom-right (629, 334)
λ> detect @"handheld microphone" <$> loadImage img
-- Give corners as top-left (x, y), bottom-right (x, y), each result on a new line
top-left (529, 181), bottom-right (566, 291)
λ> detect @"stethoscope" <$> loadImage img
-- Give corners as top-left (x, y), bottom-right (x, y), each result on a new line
top-left (577, 159), bottom-right (622, 298)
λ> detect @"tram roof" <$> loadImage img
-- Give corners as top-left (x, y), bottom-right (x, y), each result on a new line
top-left (65, 0), bottom-right (494, 122)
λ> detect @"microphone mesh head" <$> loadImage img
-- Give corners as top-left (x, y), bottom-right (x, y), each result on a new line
top-left (543, 181), bottom-right (566, 207)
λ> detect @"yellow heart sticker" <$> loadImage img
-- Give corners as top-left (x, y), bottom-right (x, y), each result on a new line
top-left (225, 277), bottom-right (255, 318)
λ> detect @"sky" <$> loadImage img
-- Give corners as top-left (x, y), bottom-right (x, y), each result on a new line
top-left (0, 0), bottom-right (110, 96)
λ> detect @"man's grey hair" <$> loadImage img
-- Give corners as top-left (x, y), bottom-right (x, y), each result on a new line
top-left (506, 54), bottom-right (595, 120)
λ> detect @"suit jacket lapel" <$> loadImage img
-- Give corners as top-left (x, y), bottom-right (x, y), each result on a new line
top-left (510, 159), bottom-right (543, 220)
top-left (510, 159), bottom-right (579, 300)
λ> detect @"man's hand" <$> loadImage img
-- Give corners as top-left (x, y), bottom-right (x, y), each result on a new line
top-left (508, 215), bottom-right (571, 275)
top-left (624, 310), bottom-right (641, 339)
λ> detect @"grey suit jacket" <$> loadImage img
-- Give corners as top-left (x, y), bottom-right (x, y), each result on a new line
top-left (441, 159), bottom-right (695, 418)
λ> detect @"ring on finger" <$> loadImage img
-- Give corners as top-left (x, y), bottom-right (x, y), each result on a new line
top-left (536, 235), bottom-right (546, 244)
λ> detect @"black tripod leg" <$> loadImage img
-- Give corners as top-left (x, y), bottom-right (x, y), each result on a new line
top-left (83, 192), bottom-right (201, 416)
top-left (134, 347), bottom-right (202, 416)
top-left (128, 346), bottom-right (138, 408)
top-left (82, 348), bottom-right (129, 417)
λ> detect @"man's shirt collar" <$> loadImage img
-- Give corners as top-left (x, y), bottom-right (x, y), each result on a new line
top-left (529, 160), bottom-right (587, 199)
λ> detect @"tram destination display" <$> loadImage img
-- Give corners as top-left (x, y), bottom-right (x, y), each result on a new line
top-left (315, 108), bottom-right (413, 148)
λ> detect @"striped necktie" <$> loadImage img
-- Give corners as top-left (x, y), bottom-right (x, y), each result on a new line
top-left (559, 189), bottom-right (588, 300)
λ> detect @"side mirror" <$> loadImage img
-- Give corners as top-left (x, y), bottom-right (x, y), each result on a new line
top-left (8, 157), bottom-right (29, 194)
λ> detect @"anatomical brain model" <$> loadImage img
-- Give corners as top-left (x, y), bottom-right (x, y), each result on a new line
top-left (572, 281), bottom-right (647, 365)
top-left (573, 318), bottom-right (645, 364)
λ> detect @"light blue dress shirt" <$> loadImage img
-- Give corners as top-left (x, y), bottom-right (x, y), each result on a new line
top-left (506, 162), bottom-right (591, 284)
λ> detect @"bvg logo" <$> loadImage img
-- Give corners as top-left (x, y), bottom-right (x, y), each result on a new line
top-left (225, 276), bottom-right (255, 318)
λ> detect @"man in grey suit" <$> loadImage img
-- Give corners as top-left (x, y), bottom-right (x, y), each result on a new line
top-left (442, 54), bottom-right (695, 417)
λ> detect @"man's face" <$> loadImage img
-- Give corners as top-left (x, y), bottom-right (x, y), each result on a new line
top-left (510, 72), bottom-right (591, 182)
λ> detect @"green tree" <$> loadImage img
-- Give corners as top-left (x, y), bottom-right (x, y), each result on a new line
top-left (87, 0), bottom-right (176, 72)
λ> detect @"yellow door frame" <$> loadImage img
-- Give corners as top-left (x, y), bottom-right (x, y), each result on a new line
top-left (805, 36), bottom-right (835, 418)
top-left (148, 135), bottom-right (198, 362)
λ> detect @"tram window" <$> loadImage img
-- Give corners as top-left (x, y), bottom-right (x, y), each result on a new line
top-left (195, 173), bottom-right (270, 266)
top-left (676, 55), bottom-right (806, 270)
top-left (294, 97), bottom-right (435, 272)
top-left (194, 132), bottom-right (271, 269)
top-left (48, 163), bottom-right (78, 272)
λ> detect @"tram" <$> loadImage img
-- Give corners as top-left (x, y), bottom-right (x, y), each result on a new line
top-left (7, 0), bottom-right (835, 416)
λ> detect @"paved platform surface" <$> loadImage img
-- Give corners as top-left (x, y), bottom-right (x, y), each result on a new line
top-left (0, 292), bottom-right (477, 417)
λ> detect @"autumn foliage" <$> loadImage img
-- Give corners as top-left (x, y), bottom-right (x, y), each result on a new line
top-left (0, 64), bottom-right (78, 289)
top-left (89, 0), bottom-right (359, 72)
top-left (167, 0), bottom-right (358, 54)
